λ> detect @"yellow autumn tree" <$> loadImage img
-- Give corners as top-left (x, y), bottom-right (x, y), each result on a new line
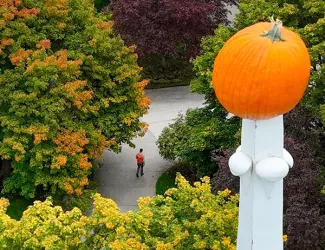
top-left (0, 175), bottom-right (238, 249)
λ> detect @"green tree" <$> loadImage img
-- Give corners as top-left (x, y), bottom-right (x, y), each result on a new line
top-left (95, 0), bottom-right (110, 11)
top-left (158, 0), bottom-right (325, 178)
top-left (159, 1), bottom-right (325, 248)
top-left (0, 175), bottom-right (239, 250)
top-left (157, 25), bottom-right (241, 177)
top-left (194, 0), bottom-right (325, 121)
top-left (0, 0), bottom-right (150, 198)
top-left (157, 108), bottom-right (239, 178)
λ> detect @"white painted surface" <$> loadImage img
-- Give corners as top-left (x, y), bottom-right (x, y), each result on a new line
top-left (229, 151), bottom-right (252, 176)
top-left (256, 157), bottom-right (289, 182)
top-left (234, 115), bottom-right (290, 250)
top-left (283, 149), bottom-right (294, 167)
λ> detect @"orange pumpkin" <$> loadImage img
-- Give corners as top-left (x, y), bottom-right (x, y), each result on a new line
top-left (212, 18), bottom-right (310, 120)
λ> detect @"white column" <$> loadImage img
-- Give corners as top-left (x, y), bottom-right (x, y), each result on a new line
top-left (230, 115), bottom-right (290, 250)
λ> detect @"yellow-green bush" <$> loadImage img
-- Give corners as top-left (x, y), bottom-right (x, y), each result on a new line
top-left (0, 175), bottom-right (238, 249)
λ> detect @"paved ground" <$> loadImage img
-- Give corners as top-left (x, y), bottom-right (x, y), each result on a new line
top-left (95, 86), bottom-right (204, 212)
top-left (227, 4), bottom-right (239, 24)
top-left (142, 86), bottom-right (205, 139)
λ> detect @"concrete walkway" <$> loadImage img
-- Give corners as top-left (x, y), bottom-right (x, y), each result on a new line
top-left (95, 86), bottom-right (204, 212)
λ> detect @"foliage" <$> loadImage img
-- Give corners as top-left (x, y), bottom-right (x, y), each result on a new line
top-left (0, 180), bottom-right (97, 220)
top-left (56, 189), bottom-right (94, 214)
top-left (53, 180), bottom-right (98, 214)
top-left (234, 0), bottom-right (325, 30)
top-left (156, 171), bottom-right (176, 196)
top-left (212, 107), bottom-right (325, 250)
top-left (0, 0), bottom-right (150, 198)
top-left (95, 0), bottom-right (110, 11)
top-left (160, 0), bottom-right (325, 180)
top-left (205, 0), bottom-right (325, 207)
top-left (156, 23), bottom-right (241, 177)
top-left (110, 0), bottom-right (238, 88)
top-left (156, 162), bottom-right (196, 195)
top-left (190, 25), bottom-right (236, 107)
top-left (140, 55), bottom-right (195, 89)
top-left (0, 174), bottom-right (239, 250)
top-left (157, 108), bottom-right (240, 178)
top-left (229, 0), bottom-right (325, 129)
top-left (0, 194), bottom-right (34, 220)
top-left (212, 19), bottom-right (310, 120)
top-left (110, 0), bottom-right (238, 60)
top-left (157, 3), bottom-right (325, 248)
top-left (191, 0), bottom-right (325, 116)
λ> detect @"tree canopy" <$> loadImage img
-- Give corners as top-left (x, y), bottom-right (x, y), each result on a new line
top-left (159, 0), bottom-right (325, 179)
top-left (158, 0), bottom-right (325, 249)
top-left (0, 175), bottom-right (238, 250)
top-left (95, 0), bottom-right (110, 11)
top-left (0, 0), bottom-right (150, 198)
top-left (110, 0), bottom-right (238, 59)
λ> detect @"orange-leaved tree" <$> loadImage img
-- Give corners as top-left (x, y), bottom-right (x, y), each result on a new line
top-left (0, 0), bottom-right (150, 198)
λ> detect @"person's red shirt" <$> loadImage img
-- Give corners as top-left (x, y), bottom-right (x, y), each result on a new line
top-left (136, 153), bottom-right (144, 164)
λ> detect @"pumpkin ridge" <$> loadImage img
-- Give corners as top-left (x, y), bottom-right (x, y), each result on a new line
top-left (214, 38), bottom-right (248, 105)
top-left (227, 29), bottom-right (257, 42)
top-left (262, 45), bottom-right (277, 119)
top-left (216, 42), bottom-right (251, 107)
top-left (278, 43), bottom-right (309, 111)
top-left (244, 44), bottom-right (271, 119)
top-left (216, 38), bottom-right (259, 106)
top-left (229, 42), bottom-right (267, 115)
top-left (285, 41), bottom-right (308, 59)
top-left (212, 18), bottom-right (310, 120)
top-left (221, 40), bottom-right (254, 108)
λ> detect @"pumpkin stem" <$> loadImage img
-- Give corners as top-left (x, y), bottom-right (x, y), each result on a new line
top-left (261, 16), bottom-right (285, 42)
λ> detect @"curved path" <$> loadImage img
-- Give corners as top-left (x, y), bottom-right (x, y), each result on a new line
top-left (95, 86), bottom-right (204, 212)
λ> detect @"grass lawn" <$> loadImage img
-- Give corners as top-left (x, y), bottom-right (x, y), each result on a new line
top-left (1, 195), bottom-right (34, 220)
top-left (156, 162), bottom-right (197, 195)
top-left (146, 80), bottom-right (190, 89)
top-left (141, 56), bottom-right (195, 89)
top-left (156, 171), bottom-right (176, 195)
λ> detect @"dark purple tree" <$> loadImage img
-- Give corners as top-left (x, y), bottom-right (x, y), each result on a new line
top-left (110, 0), bottom-right (238, 59)
top-left (211, 107), bottom-right (325, 250)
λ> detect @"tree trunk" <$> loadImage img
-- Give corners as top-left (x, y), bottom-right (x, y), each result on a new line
top-left (161, 56), bottom-right (167, 68)
top-left (0, 159), bottom-right (12, 180)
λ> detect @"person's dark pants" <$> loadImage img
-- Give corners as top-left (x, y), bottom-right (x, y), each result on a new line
top-left (137, 163), bottom-right (144, 176)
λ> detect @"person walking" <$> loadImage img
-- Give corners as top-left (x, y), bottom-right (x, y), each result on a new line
top-left (136, 148), bottom-right (145, 177)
